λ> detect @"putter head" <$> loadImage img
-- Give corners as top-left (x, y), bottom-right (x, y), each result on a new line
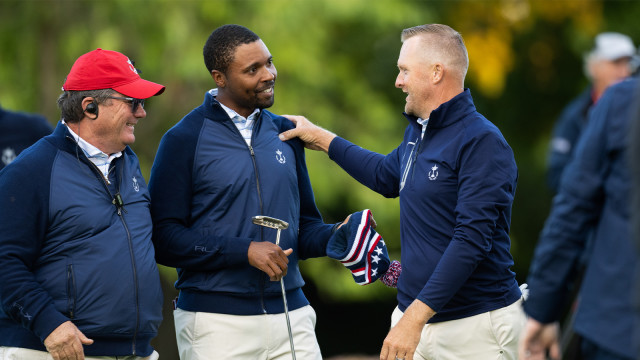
top-left (252, 215), bottom-right (289, 230)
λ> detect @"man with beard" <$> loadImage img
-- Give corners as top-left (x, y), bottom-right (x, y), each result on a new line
top-left (148, 24), bottom-right (345, 360)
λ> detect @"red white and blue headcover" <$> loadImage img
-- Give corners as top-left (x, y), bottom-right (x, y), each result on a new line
top-left (327, 209), bottom-right (390, 285)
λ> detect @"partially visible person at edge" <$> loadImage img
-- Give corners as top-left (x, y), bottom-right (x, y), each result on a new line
top-left (0, 104), bottom-right (52, 171)
top-left (0, 48), bottom-right (165, 360)
top-left (547, 32), bottom-right (636, 193)
top-left (279, 24), bottom-right (525, 360)
top-left (148, 24), bottom-right (348, 360)
top-left (543, 32), bottom-right (636, 359)
top-left (519, 76), bottom-right (640, 360)
top-left (631, 76), bottom-right (640, 360)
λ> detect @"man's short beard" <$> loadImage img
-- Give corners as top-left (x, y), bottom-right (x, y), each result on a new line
top-left (256, 97), bottom-right (275, 109)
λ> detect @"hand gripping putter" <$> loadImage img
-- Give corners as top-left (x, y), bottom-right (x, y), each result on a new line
top-left (252, 215), bottom-right (296, 359)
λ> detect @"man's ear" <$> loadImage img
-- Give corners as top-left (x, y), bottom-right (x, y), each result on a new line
top-left (211, 70), bottom-right (226, 88)
top-left (432, 63), bottom-right (444, 84)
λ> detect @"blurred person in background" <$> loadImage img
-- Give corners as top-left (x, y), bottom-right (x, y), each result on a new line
top-left (520, 76), bottom-right (639, 360)
top-left (547, 32), bottom-right (636, 193)
top-left (0, 104), bottom-right (52, 171)
top-left (0, 48), bottom-right (165, 360)
top-left (630, 77), bottom-right (640, 360)
top-left (545, 32), bottom-right (637, 358)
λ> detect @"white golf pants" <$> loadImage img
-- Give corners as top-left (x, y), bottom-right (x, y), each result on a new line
top-left (174, 305), bottom-right (322, 360)
top-left (390, 298), bottom-right (526, 360)
top-left (0, 347), bottom-right (158, 360)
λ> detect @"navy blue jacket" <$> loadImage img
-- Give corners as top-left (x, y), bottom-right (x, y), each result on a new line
top-left (525, 78), bottom-right (639, 358)
top-left (547, 87), bottom-right (594, 193)
top-left (0, 123), bottom-right (163, 356)
top-left (148, 90), bottom-right (335, 315)
top-left (0, 105), bottom-right (52, 171)
top-left (328, 89), bottom-right (521, 322)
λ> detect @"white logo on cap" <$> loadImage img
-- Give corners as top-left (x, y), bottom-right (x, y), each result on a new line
top-left (127, 59), bottom-right (138, 74)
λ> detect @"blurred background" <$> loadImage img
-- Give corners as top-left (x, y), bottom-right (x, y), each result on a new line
top-left (2, 0), bottom-right (639, 358)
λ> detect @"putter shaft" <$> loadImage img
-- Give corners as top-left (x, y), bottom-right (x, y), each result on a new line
top-left (253, 216), bottom-right (296, 359)
top-left (277, 228), bottom-right (296, 359)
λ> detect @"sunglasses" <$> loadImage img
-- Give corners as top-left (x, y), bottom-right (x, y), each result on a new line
top-left (107, 96), bottom-right (145, 113)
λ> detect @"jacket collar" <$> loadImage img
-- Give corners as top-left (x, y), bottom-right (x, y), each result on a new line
top-left (200, 88), bottom-right (263, 122)
top-left (403, 88), bottom-right (476, 130)
top-left (50, 121), bottom-right (133, 158)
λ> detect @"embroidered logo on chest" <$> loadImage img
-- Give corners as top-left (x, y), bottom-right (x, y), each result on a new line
top-left (276, 149), bottom-right (286, 164)
top-left (2, 147), bottom-right (16, 166)
top-left (132, 176), bottom-right (140, 192)
top-left (428, 164), bottom-right (439, 181)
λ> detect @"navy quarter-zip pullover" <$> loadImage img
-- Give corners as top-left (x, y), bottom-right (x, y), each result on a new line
top-left (328, 89), bottom-right (522, 323)
top-left (149, 90), bottom-right (335, 315)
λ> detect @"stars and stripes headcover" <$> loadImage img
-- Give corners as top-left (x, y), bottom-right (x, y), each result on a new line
top-left (327, 209), bottom-right (390, 285)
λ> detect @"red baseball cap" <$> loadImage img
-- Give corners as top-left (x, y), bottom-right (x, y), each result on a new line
top-left (62, 48), bottom-right (165, 99)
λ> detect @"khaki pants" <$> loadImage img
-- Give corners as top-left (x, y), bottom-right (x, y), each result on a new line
top-left (174, 305), bottom-right (322, 360)
top-left (391, 299), bottom-right (526, 360)
top-left (0, 347), bottom-right (159, 360)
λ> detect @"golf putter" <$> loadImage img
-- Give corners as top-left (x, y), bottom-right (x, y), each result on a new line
top-left (252, 215), bottom-right (296, 359)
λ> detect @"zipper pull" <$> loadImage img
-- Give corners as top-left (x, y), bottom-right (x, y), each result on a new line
top-left (248, 145), bottom-right (255, 156)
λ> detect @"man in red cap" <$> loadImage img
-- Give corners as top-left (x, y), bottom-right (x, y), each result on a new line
top-left (0, 49), bottom-right (165, 360)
